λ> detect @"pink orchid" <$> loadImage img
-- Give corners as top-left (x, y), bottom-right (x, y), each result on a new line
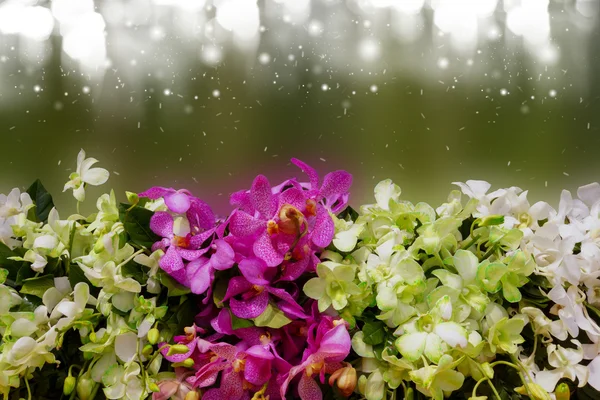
top-left (290, 158), bottom-right (352, 214)
top-left (149, 211), bottom-right (213, 283)
top-left (228, 160), bottom-right (352, 271)
top-left (222, 270), bottom-right (306, 320)
top-left (193, 339), bottom-right (290, 400)
top-left (280, 319), bottom-right (352, 400)
top-left (153, 372), bottom-right (194, 400)
top-left (186, 239), bottom-right (235, 295)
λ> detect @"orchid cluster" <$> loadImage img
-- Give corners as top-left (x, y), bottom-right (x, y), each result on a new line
top-left (1, 151), bottom-right (600, 400)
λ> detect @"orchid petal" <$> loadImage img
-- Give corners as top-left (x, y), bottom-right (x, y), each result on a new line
top-left (230, 290), bottom-right (269, 319)
top-left (186, 258), bottom-right (212, 295)
top-left (254, 232), bottom-right (285, 267)
top-left (159, 245), bottom-right (185, 272)
top-left (291, 158), bottom-right (320, 190)
top-left (238, 258), bottom-right (270, 285)
top-left (150, 211), bottom-right (174, 238)
top-left (164, 191), bottom-right (191, 213)
top-left (298, 373), bottom-right (322, 400)
top-left (311, 206), bottom-right (334, 248)
top-left (229, 210), bottom-right (265, 238)
top-left (251, 175), bottom-right (276, 218)
top-left (139, 186), bottom-right (172, 200)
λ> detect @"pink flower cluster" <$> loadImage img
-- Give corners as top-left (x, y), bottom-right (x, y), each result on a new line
top-left (155, 306), bottom-right (352, 400)
top-left (140, 159), bottom-right (355, 399)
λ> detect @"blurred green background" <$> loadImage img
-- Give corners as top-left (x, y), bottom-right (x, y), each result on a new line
top-left (0, 0), bottom-right (598, 214)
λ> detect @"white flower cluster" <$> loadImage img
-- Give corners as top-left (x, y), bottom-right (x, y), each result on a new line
top-left (457, 180), bottom-right (600, 393)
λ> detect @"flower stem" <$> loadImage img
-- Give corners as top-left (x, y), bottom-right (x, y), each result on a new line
top-left (460, 234), bottom-right (481, 250)
top-left (147, 344), bottom-right (170, 368)
top-left (24, 373), bottom-right (32, 400)
top-left (472, 360), bottom-right (502, 400)
top-left (471, 377), bottom-right (486, 399)
top-left (116, 248), bottom-right (146, 269)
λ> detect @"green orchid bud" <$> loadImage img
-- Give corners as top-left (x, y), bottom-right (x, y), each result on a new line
top-left (126, 191), bottom-right (139, 206)
top-left (93, 238), bottom-right (105, 253)
top-left (142, 344), bottom-right (154, 357)
top-left (555, 383), bottom-right (570, 400)
top-left (480, 362), bottom-right (494, 379)
top-left (515, 383), bottom-right (551, 400)
top-left (83, 351), bottom-right (94, 360)
top-left (63, 376), bottom-right (76, 396)
top-left (172, 358), bottom-right (195, 368)
top-left (89, 331), bottom-right (97, 343)
top-left (404, 387), bottom-right (414, 400)
top-left (478, 215), bottom-right (504, 227)
top-left (185, 392), bottom-right (200, 400)
top-left (147, 328), bottom-right (160, 345)
top-left (76, 375), bottom-right (94, 400)
top-left (167, 344), bottom-right (191, 356)
top-left (148, 382), bottom-right (160, 393)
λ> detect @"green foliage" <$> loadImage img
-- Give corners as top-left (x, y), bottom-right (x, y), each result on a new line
top-left (26, 179), bottom-right (55, 224)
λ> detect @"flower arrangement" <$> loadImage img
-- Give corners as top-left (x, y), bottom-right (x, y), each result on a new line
top-left (1, 150), bottom-right (600, 400)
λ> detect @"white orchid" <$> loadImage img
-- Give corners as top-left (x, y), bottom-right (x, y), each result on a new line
top-left (63, 149), bottom-right (110, 202)
top-left (535, 341), bottom-right (588, 391)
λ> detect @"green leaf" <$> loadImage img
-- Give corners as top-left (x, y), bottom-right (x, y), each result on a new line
top-left (20, 274), bottom-right (55, 298)
top-left (118, 203), bottom-right (160, 249)
top-left (156, 271), bottom-right (190, 297)
top-left (0, 242), bottom-right (23, 281)
top-left (252, 304), bottom-right (292, 329)
top-left (26, 179), bottom-right (55, 223)
top-left (121, 261), bottom-right (147, 284)
top-left (212, 278), bottom-right (228, 307)
top-left (362, 320), bottom-right (386, 346)
top-left (229, 310), bottom-right (254, 330)
top-left (16, 262), bottom-right (36, 285)
top-left (337, 206), bottom-right (359, 222)
top-left (175, 298), bottom-right (198, 334)
top-left (0, 268), bottom-right (7, 284)
top-left (68, 263), bottom-right (99, 297)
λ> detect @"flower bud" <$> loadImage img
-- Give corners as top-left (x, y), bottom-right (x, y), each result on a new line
top-left (479, 215), bottom-right (504, 227)
top-left (404, 387), bottom-right (414, 400)
top-left (76, 375), bottom-right (94, 400)
top-left (184, 391), bottom-right (200, 400)
top-left (83, 351), bottom-right (94, 360)
top-left (148, 382), bottom-right (160, 393)
top-left (89, 331), bottom-right (97, 343)
top-left (173, 358), bottom-right (195, 368)
top-left (147, 328), bottom-right (160, 345)
top-left (63, 376), bottom-right (76, 396)
top-left (166, 344), bottom-right (191, 356)
top-left (328, 365), bottom-right (357, 397)
top-left (555, 383), bottom-right (570, 400)
top-left (515, 383), bottom-right (551, 400)
top-left (93, 238), bottom-right (105, 253)
top-left (142, 344), bottom-right (154, 357)
top-left (480, 362), bottom-right (494, 379)
top-left (126, 191), bottom-right (139, 206)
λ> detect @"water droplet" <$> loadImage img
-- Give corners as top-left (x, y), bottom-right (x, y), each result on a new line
top-left (370, 85), bottom-right (378, 93)
top-left (500, 88), bottom-right (508, 96)
top-left (437, 57), bottom-right (449, 69)
top-left (212, 89), bottom-right (221, 98)
top-left (163, 88), bottom-right (171, 96)
top-left (258, 53), bottom-right (271, 65)
top-left (82, 86), bottom-right (91, 94)
top-left (321, 83), bottom-right (329, 91)
top-left (549, 89), bottom-right (557, 97)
